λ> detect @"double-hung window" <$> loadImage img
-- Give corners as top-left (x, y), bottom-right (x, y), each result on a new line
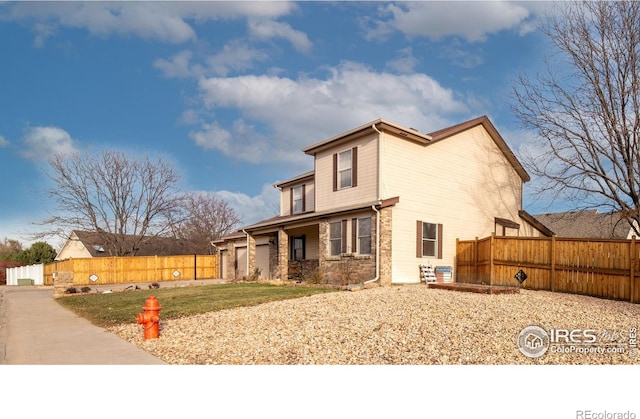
top-left (292, 185), bottom-right (303, 214)
top-left (416, 221), bottom-right (443, 258)
top-left (357, 217), bottom-right (372, 255)
top-left (290, 236), bottom-right (305, 261)
top-left (338, 149), bottom-right (352, 189)
top-left (329, 221), bottom-right (343, 256)
top-left (333, 147), bottom-right (358, 190)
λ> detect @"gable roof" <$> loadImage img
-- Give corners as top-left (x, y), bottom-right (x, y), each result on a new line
top-left (302, 118), bottom-right (432, 155)
top-left (532, 211), bottom-right (634, 239)
top-left (427, 115), bottom-right (530, 182)
top-left (301, 115), bottom-right (529, 182)
top-left (274, 170), bottom-right (314, 189)
top-left (67, 230), bottom-right (201, 257)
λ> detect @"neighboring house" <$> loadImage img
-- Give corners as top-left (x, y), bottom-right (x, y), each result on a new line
top-left (214, 116), bottom-right (551, 285)
top-left (533, 210), bottom-right (638, 239)
top-left (55, 230), bottom-right (202, 260)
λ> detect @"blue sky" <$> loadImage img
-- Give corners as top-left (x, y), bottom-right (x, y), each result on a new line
top-left (0, 1), bottom-right (557, 247)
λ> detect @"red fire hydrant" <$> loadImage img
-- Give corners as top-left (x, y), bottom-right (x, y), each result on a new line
top-left (136, 296), bottom-right (162, 340)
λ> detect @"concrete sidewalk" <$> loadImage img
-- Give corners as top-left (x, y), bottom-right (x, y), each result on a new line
top-left (0, 286), bottom-right (166, 365)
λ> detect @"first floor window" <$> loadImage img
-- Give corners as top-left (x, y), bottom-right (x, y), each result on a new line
top-left (290, 236), bottom-right (305, 261)
top-left (417, 221), bottom-right (443, 258)
top-left (330, 221), bottom-right (342, 256)
top-left (358, 217), bottom-right (372, 255)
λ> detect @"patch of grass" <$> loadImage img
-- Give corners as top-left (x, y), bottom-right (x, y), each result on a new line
top-left (56, 283), bottom-right (337, 328)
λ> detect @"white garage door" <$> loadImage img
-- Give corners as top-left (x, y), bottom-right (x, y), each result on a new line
top-left (256, 244), bottom-right (270, 279)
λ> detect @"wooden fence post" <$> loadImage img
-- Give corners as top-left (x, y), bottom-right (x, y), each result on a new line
top-left (474, 237), bottom-right (479, 284)
top-left (631, 236), bottom-right (636, 303)
top-left (489, 234), bottom-right (495, 286)
top-left (550, 235), bottom-right (556, 292)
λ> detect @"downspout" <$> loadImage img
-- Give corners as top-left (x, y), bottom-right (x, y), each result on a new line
top-left (365, 204), bottom-right (381, 284)
top-left (365, 121), bottom-right (384, 285)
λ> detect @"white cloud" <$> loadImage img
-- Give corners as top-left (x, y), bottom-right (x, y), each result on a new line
top-left (206, 40), bottom-right (271, 76)
top-left (367, 1), bottom-right (533, 42)
top-left (154, 50), bottom-right (204, 79)
top-left (20, 126), bottom-right (79, 160)
top-left (0, 134), bottom-right (9, 147)
top-left (191, 61), bottom-right (470, 164)
top-left (5, 1), bottom-right (298, 45)
top-left (155, 41), bottom-right (271, 78)
top-left (248, 18), bottom-right (312, 53)
top-left (212, 183), bottom-right (280, 225)
top-left (385, 47), bottom-right (418, 74)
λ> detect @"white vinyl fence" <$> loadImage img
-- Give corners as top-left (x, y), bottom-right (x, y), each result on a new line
top-left (6, 264), bottom-right (44, 286)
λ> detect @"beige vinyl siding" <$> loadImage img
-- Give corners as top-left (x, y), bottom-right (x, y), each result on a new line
top-left (287, 224), bottom-right (319, 259)
top-left (382, 125), bottom-right (525, 283)
top-left (315, 134), bottom-right (378, 212)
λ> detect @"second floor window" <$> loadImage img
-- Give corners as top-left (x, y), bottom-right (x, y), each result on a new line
top-left (338, 149), bottom-right (352, 189)
top-left (333, 147), bottom-right (357, 191)
top-left (292, 185), bottom-right (303, 214)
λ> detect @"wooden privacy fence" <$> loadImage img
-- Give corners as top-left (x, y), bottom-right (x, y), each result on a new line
top-left (456, 235), bottom-right (640, 303)
top-left (44, 254), bottom-right (218, 286)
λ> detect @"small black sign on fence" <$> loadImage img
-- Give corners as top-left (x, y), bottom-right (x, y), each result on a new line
top-left (515, 269), bottom-right (528, 284)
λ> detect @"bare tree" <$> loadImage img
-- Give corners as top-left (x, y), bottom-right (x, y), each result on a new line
top-left (511, 1), bottom-right (640, 234)
top-left (39, 149), bottom-right (184, 256)
top-left (172, 192), bottom-right (241, 253)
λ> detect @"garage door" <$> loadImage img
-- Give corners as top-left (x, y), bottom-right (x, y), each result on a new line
top-left (235, 246), bottom-right (247, 278)
top-left (256, 244), bottom-right (270, 279)
top-left (220, 249), bottom-right (228, 279)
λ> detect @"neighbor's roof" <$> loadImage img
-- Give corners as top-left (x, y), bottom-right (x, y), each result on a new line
top-left (70, 230), bottom-right (201, 257)
top-left (532, 211), bottom-right (634, 239)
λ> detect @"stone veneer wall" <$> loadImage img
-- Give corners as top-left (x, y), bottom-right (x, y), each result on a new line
top-left (318, 216), bottom-right (377, 286)
top-left (268, 234), bottom-right (279, 280)
top-left (277, 228), bottom-right (289, 280)
top-left (378, 207), bottom-right (393, 286)
top-left (247, 234), bottom-right (256, 278)
top-left (53, 271), bottom-right (74, 298)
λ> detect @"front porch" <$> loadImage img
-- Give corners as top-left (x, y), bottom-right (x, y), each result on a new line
top-left (218, 206), bottom-right (393, 286)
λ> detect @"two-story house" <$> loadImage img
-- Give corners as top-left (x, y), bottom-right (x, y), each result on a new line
top-left (214, 115), bottom-right (551, 286)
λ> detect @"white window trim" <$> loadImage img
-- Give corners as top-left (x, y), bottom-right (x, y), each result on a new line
top-left (357, 217), bottom-right (372, 255)
top-left (292, 185), bottom-right (303, 214)
top-left (329, 221), bottom-right (342, 257)
top-left (337, 149), bottom-right (352, 189)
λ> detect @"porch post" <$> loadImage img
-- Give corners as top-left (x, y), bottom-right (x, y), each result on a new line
top-left (378, 207), bottom-right (393, 286)
top-left (247, 232), bottom-right (256, 279)
top-left (277, 228), bottom-right (289, 281)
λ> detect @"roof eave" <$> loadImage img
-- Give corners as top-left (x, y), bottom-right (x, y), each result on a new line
top-left (302, 119), bottom-right (432, 155)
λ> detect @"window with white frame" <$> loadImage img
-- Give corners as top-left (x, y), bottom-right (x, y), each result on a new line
top-left (338, 149), bottom-right (352, 189)
top-left (358, 217), bottom-right (372, 255)
top-left (292, 185), bottom-right (303, 214)
top-left (329, 221), bottom-right (342, 256)
top-left (416, 221), bottom-right (443, 258)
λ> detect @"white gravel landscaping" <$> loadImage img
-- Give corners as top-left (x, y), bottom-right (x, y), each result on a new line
top-left (108, 285), bottom-right (640, 365)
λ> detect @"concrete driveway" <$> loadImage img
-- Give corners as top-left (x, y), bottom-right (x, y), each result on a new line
top-left (0, 286), bottom-right (165, 364)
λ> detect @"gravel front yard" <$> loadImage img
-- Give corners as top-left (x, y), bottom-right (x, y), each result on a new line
top-left (109, 285), bottom-right (640, 365)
